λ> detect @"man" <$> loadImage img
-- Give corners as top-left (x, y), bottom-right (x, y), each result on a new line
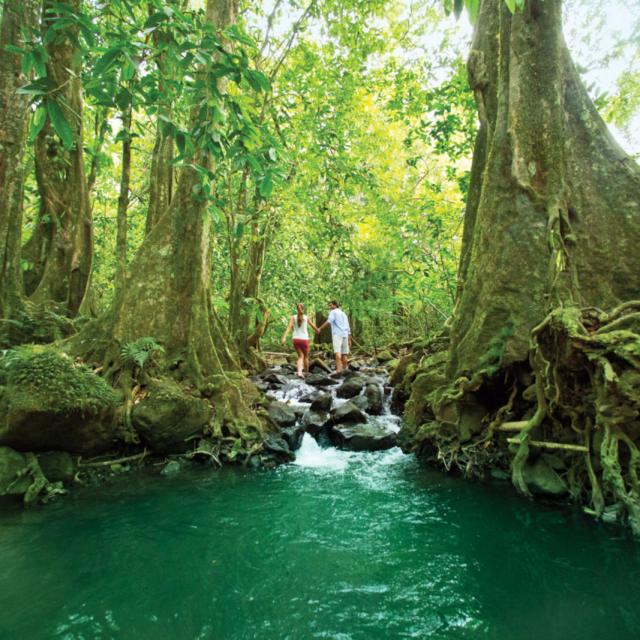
top-left (317, 300), bottom-right (352, 373)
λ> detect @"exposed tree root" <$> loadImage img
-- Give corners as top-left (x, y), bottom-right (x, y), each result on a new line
top-left (397, 302), bottom-right (640, 534)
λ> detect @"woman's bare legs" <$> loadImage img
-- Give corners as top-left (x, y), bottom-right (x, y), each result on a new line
top-left (303, 352), bottom-right (310, 374)
top-left (294, 346), bottom-right (304, 377)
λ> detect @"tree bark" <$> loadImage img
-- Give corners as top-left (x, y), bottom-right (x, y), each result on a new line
top-left (22, 0), bottom-right (92, 316)
top-left (0, 0), bottom-right (40, 319)
top-left (448, 0), bottom-right (640, 376)
top-left (402, 0), bottom-right (640, 531)
top-left (73, 0), bottom-right (242, 387)
top-left (114, 103), bottom-right (132, 298)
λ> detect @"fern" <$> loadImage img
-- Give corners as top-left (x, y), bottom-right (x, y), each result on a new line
top-left (120, 337), bottom-right (164, 371)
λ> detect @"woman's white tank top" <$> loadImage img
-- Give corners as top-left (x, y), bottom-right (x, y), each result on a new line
top-left (292, 315), bottom-right (309, 339)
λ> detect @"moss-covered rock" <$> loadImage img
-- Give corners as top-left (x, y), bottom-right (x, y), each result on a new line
top-left (132, 379), bottom-right (214, 454)
top-left (0, 345), bottom-right (118, 453)
top-left (36, 451), bottom-right (75, 482)
top-left (376, 350), bottom-right (394, 364)
top-left (0, 447), bottom-right (31, 496)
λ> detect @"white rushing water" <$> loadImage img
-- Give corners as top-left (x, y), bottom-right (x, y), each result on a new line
top-left (293, 433), bottom-right (354, 470)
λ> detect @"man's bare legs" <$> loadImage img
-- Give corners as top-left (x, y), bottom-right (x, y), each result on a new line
top-left (335, 352), bottom-right (343, 373)
top-left (342, 354), bottom-right (348, 370)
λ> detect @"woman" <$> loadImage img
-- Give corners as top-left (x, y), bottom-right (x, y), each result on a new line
top-left (281, 303), bottom-right (320, 378)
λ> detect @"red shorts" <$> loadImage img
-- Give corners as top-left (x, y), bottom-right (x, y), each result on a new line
top-left (292, 339), bottom-right (310, 354)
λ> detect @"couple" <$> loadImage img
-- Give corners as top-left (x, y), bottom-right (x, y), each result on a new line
top-left (281, 300), bottom-right (352, 378)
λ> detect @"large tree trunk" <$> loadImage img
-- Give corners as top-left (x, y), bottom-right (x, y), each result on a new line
top-left (22, 0), bottom-right (92, 316)
top-left (401, 0), bottom-right (640, 532)
top-left (114, 103), bottom-right (132, 298)
top-left (73, 0), bottom-right (243, 384)
top-left (0, 0), bottom-right (41, 319)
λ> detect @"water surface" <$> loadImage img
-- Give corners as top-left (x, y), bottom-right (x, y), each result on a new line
top-left (1, 436), bottom-right (638, 640)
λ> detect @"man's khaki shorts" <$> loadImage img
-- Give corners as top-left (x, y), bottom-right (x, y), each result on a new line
top-left (332, 335), bottom-right (350, 355)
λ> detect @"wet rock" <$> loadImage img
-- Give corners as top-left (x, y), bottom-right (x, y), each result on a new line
top-left (263, 434), bottom-right (294, 462)
top-left (132, 380), bottom-right (213, 454)
top-left (336, 375), bottom-right (367, 399)
top-left (364, 384), bottom-right (384, 415)
top-left (303, 411), bottom-right (330, 437)
top-left (299, 392), bottom-right (319, 403)
top-left (330, 402), bottom-right (367, 425)
top-left (523, 457), bottom-right (568, 497)
top-left (352, 396), bottom-right (369, 412)
top-left (161, 460), bottom-right (182, 476)
top-left (292, 405), bottom-right (307, 419)
top-left (281, 423), bottom-right (305, 450)
top-left (330, 424), bottom-right (397, 451)
top-left (36, 451), bottom-right (75, 483)
top-left (310, 393), bottom-right (332, 413)
top-left (262, 372), bottom-right (289, 387)
top-left (309, 358), bottom-right (332, 374)
top-left (267, 401), bottom-right (297, 428)
top-left (306, 373), bottom-right (338, 388)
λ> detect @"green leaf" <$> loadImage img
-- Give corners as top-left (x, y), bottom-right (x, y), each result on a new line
top-left (505, 0), bottom-right (517, 12)
top-left (245, 69), bottom-right (271, 93)
top-left (235, 222), bottom-right (245, 239)
top-left (29, 105), bottom-right (47, 140)
top-left (93, 47), bottom-right (122, 78)
top-left (175, 131), bottom-right (187, 155)
top-left (144, 11), bottom-right (169, 29)
top-left (259, 173), bottom-right (273, 198)
top-left (16, 78), bottom-right (55, 96)
top-left (453, 0), bottom-right (463, 19)
top-left (46, 99), bottom-right (74, 148)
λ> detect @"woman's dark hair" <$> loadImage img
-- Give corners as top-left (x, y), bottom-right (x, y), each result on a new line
top-left (329, 300), bottom-right (339, 307)
top-left (296, 303), bottom-right (304, 327)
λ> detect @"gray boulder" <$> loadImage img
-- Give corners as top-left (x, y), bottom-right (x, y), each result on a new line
top-left (310, 393), bottom-right (332, 412)
top-left (281, 423), bottom-right (305, 450)
top-left (267, 401), bottom-right (297, 428)
top-left (330, 402), bottom-right (367, 425)
top-left (263, 434), bottom-right (294, 463)
top-left (364, 384), bottom-right (384, 415)
top-left (336, 375), bottom-right (367, 399)
top-left (306, 373), bottom-right (338, 387)
top-left (304, 411), bottom-right (330, 437)
top-left (330, 424), bottom-right (397, 451)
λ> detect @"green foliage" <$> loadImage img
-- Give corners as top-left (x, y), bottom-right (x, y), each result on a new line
top-left (120, 337), bottom-right (165, 371)
top-left (0, 304), bottom-right (75, 348)
top-left (0, 345), bottom-right (117, 413)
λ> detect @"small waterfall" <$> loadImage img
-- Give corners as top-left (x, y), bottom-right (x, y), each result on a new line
top-left (293, 434), bottom-right (352, 470)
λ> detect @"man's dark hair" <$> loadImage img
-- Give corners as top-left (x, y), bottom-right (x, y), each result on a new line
top-left (329, 300), bottom-right (339, 307)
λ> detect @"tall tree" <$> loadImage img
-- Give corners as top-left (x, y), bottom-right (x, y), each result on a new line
top-left (73, 0), bottom-right (258, 396)
top-left (22, 0), bottom-right (92, 316)
top-left (401, 0), bottom-right (640, 530)
top-left (0, 0), bottom-right (41, 319)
